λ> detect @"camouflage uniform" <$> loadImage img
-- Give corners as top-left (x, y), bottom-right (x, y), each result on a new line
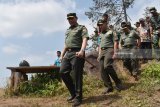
top-left (60, 22), bottom-right (89, 102)
top-left (99, 29), bottom-right (121, 90)
top-left (149, 7), bottom-right (160, 60)
top-left (120, 30), bottom-right (140, 76)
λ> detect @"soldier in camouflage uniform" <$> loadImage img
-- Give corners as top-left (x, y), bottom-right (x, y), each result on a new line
top-left (60, 13), bottom-right (89, 106)
top-left (149, 7), bottom-right (160, 60)
top-left (120, 22), bottom-right (141, 80)
top-left (98, 19), bottom-right (122, 94)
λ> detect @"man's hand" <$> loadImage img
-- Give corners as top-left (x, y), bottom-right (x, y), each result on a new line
top-left (76, 51), bottom-right (84, 58)
top-left (112, 54), bottom-right (116, 59)
top-left (59, 56), bottom-right (63, 62)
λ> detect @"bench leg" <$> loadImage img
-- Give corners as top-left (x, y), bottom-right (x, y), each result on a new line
top-left (13, 72), bottom-right (23, 91)
top-left (10, 71), bottom-right (15, 89)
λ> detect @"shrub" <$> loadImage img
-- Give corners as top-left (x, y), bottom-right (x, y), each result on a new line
top-left (142, 62), bottom-right (160, 79)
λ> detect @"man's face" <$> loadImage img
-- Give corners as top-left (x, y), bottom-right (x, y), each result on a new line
top-left (122, 27), bottom-right (129, 33)
top-left (140, 21), bottom-right (145, 25)
top-left (67, 17), bottom-right (77, 26)
top-left (57, 52), bottom-right (61, 57)
top-left (101, 22), bottom-right (107, 32)
top-left (150, 11), bottom-right (157, 16)
top-left (136, 23), bottom-right (140, 28)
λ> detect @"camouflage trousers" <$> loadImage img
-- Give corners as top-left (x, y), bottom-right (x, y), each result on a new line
top-left (99, 48), bottom-right (121, 88)
top-left (121, 46), bottom-right (139, 76)
top-left (152, 34), bottom-right (160, 60)
top-left (60, 50), bottom-right (84, 100)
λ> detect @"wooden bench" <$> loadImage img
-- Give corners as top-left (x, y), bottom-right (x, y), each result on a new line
top-left (7, 66), bottom-right (60, 91)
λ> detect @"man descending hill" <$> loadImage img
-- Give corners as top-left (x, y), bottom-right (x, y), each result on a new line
top-left (59, 13), bottom-right (89, 106)
top-left (119, 22), bottom-right (141, 81)
top-left (97, 18), bottom-right (123, 94)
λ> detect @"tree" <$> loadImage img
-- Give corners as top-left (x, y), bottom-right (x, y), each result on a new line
top-left (85, 0), bottom-right (135, 26)
top-left (143, 7), bottom-right (150, 17)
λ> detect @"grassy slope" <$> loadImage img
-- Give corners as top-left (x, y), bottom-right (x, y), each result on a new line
top-left (0, 61), bottom-right (160, 107)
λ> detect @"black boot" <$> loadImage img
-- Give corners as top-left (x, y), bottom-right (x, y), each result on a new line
top-left (67, 95), bottom-right (76, 103)
top-left (115, 83), bottom-right (123, 91)
top-left (72, 98), bottom-right (82, 106)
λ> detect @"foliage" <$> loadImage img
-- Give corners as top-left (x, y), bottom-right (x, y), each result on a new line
top-left (83, 75), bottom-right (103, 96)
top-left (143, 7), bottom-right (150, 17)
top-left (142, 62), bottom-right (160, 79)
top-left (85, 0), bottom-right (135, 26)
top-left (17, 73), bottom-right (66, 97)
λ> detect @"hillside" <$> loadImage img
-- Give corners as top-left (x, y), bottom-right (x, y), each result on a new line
top-left (0, 61), bottom-right (160, 107)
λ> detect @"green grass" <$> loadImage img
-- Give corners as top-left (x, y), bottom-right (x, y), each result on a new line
top-left (3, 61), bottom-right (160, 106)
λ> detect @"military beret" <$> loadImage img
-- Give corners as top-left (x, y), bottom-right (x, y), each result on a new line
top-left (67, 13), bottom-right (77, 19)
top-left (149, 7), bottom-right (157, 12)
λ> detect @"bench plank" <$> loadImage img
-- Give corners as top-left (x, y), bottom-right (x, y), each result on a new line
top-left (7, 66), bottom-right (60, 73)
top-left (7, 66), bottom-right (60, 91)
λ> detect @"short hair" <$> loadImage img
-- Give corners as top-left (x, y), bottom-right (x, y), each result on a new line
top-left (57, 51), bottom-right (61, 53)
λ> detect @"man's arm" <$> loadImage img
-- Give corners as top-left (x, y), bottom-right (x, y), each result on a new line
top-left (113, 41), bottom-right (118, 59)
top-left (112, 31), bottom-right (119, 59)
top-left (76, 38), bottom-right (88, 57)
top-left (60, 45), bottom-right (67, 61)
top-left (76, 26), bottom-right (89, 57)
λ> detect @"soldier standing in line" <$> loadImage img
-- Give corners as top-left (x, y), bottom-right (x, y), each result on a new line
top-left (59, 13), bottom-right (89, 106)
top-left (97, 19), bottom-right (123, 94)
top-left (119, 22), bottom-right (141, 81)
top-left (149, 7), bottom-right (160, 60)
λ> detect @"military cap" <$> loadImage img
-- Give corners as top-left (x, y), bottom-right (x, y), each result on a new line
top-left (149, 7), bottom-right (157, 12)
top-left (67, 13), bottom-right (77, 19)
top-left (97, 19), bottom-right (106, 26)
top-left (121, 22), bottom-right (127, 29)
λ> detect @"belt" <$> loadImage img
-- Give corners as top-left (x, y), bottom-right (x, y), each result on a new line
top-left (101, 47), bottom-right (108, 50)
top-left (67, 48), bottom-right (81, 52)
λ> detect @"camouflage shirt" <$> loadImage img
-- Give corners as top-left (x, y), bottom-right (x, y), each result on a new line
top-left (65, 24), bottom-right (89, 48)
top-left (120, 30), bottom-right (140, 47)
top-left (150, 14), bottom-right (160, 34)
